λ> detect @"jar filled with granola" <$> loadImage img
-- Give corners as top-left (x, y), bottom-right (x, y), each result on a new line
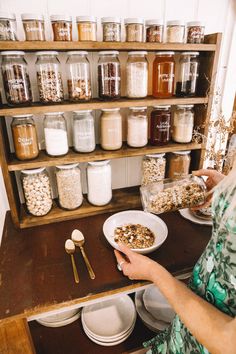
top-left (146, 19), bottom-right (163, 43)
top-left (98, 51), bottom-right (121, 100)
top-left (187, 21), bottom-right (205, 44)
top-left (0, 12), bottom-right (17, 41)
top-left (168, 150), bottom-right (191, 179)
top-left (101, 17), bottom-right (121, 42)
top-left (22, 13), bottom-right (45, 41)
top-left (172, 105), bottom-right (194, 143)
top-left (76, 16), bottom-right (97, 41)
top-left (141, 153), bottom-right (166, 186)
top-left (166, 20), bottom-right (185, 43)
top-left (51, 15), bottom-right (72, 41)
top-left (127, 107), bottom-right (148, 148)
top-left (125, 18), bottom-right (144, 42)
top-left (44, 112), bottom-right (68, 157)
top-left (73, 110), bottom-right (95, 153)
top-left (126, 51), bottom-right (148, 98)
top-left (87, 160), bottom-right (112, 206)
top-left (152, 52), bottom-right (175, 98)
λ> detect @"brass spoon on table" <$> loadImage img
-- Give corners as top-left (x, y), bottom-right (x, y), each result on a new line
top-left (65, 239), bottom-right (79, 284)
top-left (71, 229), bottom-right (96, 280)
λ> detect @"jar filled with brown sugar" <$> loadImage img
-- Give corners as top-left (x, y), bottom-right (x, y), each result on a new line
top-left (146, 19), bottom-right (163, 43)
top-left (168, 151), bottom-right (191, 179)
top-left (22, 13), bottom-right (45, 41)
top-left (51, 15), bottom-right (72, 41)
top-left (76, 16), bottom-right (97, 41)
top-left (125, 18), bottom-right (144, 42)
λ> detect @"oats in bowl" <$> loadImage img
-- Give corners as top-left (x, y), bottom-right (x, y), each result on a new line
top-left (114, 223), bottom-right (155, 249)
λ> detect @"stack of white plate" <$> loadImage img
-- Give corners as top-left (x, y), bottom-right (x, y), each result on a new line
top-left (81, 295), bottom-right (136, 346)
top-left (36, 307), bottom-right (82, 327)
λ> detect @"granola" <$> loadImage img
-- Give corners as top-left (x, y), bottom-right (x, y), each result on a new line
top-left (114, 223), bottom-right (155, 249)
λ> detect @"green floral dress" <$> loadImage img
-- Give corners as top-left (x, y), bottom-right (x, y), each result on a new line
top-left (144, 188), bottom-right (236, 354)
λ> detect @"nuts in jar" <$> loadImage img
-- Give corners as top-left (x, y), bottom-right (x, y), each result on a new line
top-left (50, 15), bottom-right (72, 41)
top-left (141, 154), bottom-right (166, 186)
top-left (168, 151), bottom-right (191, 179)
top-left (22, 13), bottom-right (45, 41)
top-left (187, 21), bottom-right (205, 44)
top-left (146, 19), bottom-right (163, 43)
top-left (101, 17), bottom-right (121, 42)
top-left (0, 12), bottom-right (17, 41)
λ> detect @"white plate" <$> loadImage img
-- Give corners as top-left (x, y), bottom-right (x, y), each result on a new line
top-left (83, 324), bottom-right (134, 346)
top-left (83, 321), bottom-right (135, 343)
top-left (36, 308), bottom-right (79, 323)
top-left (103, 210), bottom-right (168, 254)
top-left (179, 209), bottom-right (212, 226)
top-left (36, 310), bottom-right (81, 328)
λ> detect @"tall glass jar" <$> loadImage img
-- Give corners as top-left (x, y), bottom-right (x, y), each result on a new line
top-left (150, 105), bottom-right (171, 145)
top-left (126, 51), bottom-right (148, 98)
top-left (101, 17), bottom-right (121, 42)
top-left (0, 12), bottom-right (17, 41)
top-left (98, 51), bottom-right (121, 100)
top-left (172, 105), bottom-right (194, 143)
top-left (100, 108), bottom-right (122, 150)
top-left (127, 107), bottom-right (148, 148)
top-left (146, 19), bottom-right (163, 43)
top-left (1, 51), bottom-right (32, 106)
top-left (187, 21), bottom-right (205, 44)
top-left (166, 20), bottom-right (185, 43)
top-left (87, 160), bottom-right (112, 206)
top-left (44, 112), bottom-right (68, 156)
top-left (50, 15), bottom-right (72, 41)
top-left (36, 51), bottom-right (64, 103)
top-left (125, 18), bottom-right (144, 42)
top-left (141, 153), bottom-right (166, 186)
top-left (168, 151), bottom-right (191, 179)
top-left (76, 16), bottom-right (97, 41)
top-left (66, 51), bottom-right (91, 102)
top-left (152, 52), bottom-right (175, 98)
top-left (73, 110), bottom-right (95, 153)
top-left (22, 13), bottom-right (45, 41)
top-left (176, 52), bottom-right (200, 97)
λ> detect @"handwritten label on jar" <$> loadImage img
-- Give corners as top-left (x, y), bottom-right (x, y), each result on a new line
top-left (25, 25), bottom-right (43, 33)
top-left (156, 121), bottom-right (170, 131)
top-left (8, 79), bottom-right (24, 90)
top-left (159, 73), bottom-right (174, 82)
top-left (18, 137), bottom-right (33, 146)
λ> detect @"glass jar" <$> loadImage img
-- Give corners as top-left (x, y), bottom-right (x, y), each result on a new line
top-left (73, 110), bottom-right (95, 153)
top-left (176, 52), bottom-right (200, 97)
top-left (146, 19), bottom-right (163, 43)
top-left (166, 20), bottom-right (185, 43)
top-left (152, 52), bottom-right (175, 98)
top-left (187, 21), bottom-right (205, 44)
top-left (50, 15), bottom-right (72, 41)
top-left (66, 51), bottom-right (91, 102)
top-left (100, 108), bottom-right (122, 150)
top-left (172, 105), bottom-right (194, 143)
top-left (140, 174), bottom-right (206, 214)
top-left (76, 16), bottom-right (97, 41)
top-left (125, 18), bottom-right (144, 42)
top-left (36, 51), bottom-right (64, 103)
top-left (22, 13), bottom-right (45, 41)
top-left (44, 112), bottom-right (68, 156)
top-left (98, 51), bottom-right (121, 100)
top-left (168, 151), bottom-right (191, 179)
top-left (150, 105), bottom-right (171, 145)
top-left (21, 167), bottom-right (52, 216)
top-left (1, 51), bottom-right (32, 106)
top-left (87, 160), bottom-right (112, 206)
top-left (127, 107), bottom-right (148, 148)
top-left (141, 153), bottom-right (166, 186)
top-left (11, 114), bottom-right (39, 160)
top-left (0, 12), bottom-right (17, 41)
top-left (101, 17), bottom-right (121, 42)
top-left (56, 164), bottom-right (83, 210)
top-left (126, 51), bottom-right (148, 98)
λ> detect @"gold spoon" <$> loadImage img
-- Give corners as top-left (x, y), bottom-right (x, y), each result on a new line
top-left (65, 239), bottom-right (79, 284)
top-left (71, 229), bottom-right (95, 280)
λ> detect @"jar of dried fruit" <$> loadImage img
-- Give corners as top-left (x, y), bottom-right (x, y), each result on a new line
top-left (187, 21), bottom-right (205, 44)
top-left (50, 15), bottom-right (72, 41)
top-left (145, 19), bottom-right (163, 43)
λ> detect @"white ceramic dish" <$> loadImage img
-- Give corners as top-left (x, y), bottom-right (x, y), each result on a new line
top-left (36, 310), bottom-right (81, 328)
top-left (179, 209), bottom-right (212, 226)
top-left (103, 210), bottom-right (168, 254)
top-left (83, 324), bottom-right (134, 346)
top-left (36, 308), bottom-right (79, 323)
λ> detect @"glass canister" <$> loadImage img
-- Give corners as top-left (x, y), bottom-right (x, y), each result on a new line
top-left (167, 150), bottom-right (191, 179)
top-left (98, 51), bottom-right (121, 100)
top-left (126, 51), bottom-right (148, 98)
top-left (172, 105), bottom-right (194, 143)
top-left (100, 108), bottom-right (122, 150)
top-left (150, 105), bottom-right (171, 145)
top-left (56, 164), bottom-right (83, 210)
top-left (127, 107), bottom-right (148, 148)
top-left (125, 18), bottom-right (144, 42)
top-left (21, 13), bottom-right (45, 41)
top-left (21, 167), bottom-right (53, 216)
top-left (141, 153), bottom-right (166, 186)
top-left (187, 21), bottom-right (205, 44)
top-left (72, 110), bottom-right (95, 153)
top-left (44, 112), bottom-right (68, 157)
top-left (87, 160), bottom-right (112, 206)
top-left (101, 17), bottom-right (121, 42)
top-left (66, 51), bottom-right (91, 102)
top-left (0, 12), bottom-right (17, 41)
top-left (176, 52), bottom-right (200, 97)
top-left (146, 19), bottom-right (163, 43)
top-left (152, 52), bottom-right (175, 98)
top-left (50, 15), bottom-right (72, 41)
top-left (11, 114), bottom-right (39, 160)
top-left (166, 20), bottom-right (185, 43)
top-left (76, 16), bottom-right (97, 41)
top-left (36, 51), bottom-right (64, 103)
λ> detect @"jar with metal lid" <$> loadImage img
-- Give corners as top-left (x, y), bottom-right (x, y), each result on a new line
top-left (55, 163), bottom-right (83, 210)
top-left (36, 51), bottom-right (64, 103)
top-left (101, 17), bottom-right (121, 42)
top-left (100, 108), bottom-right (122, 150)
top-left (141, 153), bottom-right (166, 186)
top-left (87, 160), bottom-right (112, 206)
top-left (21, 167), bottom-right (53, 216)
top-left (76, 16), bottom-right (97, 41)
top-left (172, 105), bottom-right (194, 143)
top-left (166, 20), bottom-right (185, 43)
top-left (168, 150), bottom-right (191, 179)
top-left (152, 52), bottom-right (175, 98)
top-left (127, 107), bottom-right (148, 148)
top-left (66, 51), bottom-right (91, 102)
top-left (50, 15), bottom-right (72, 41)
top-left (125, 18), bottom-right (144, 42)
top-left (44, 112), bottom-right (68, 156)
top-left (150, 105), bottom-right (171, 145)
top-left (187, 21), bottom-right (205, 44)
top-left (146, 19), bottom-right (163, 43)
top-left (126, 51), bottom-right (148, 98)
top-left (73, 110), bottom-right (95, 153)
top-left (11, 114), bottom-right (39, 160)
top-left (176, 52), bottom-right (200, 97)
top-left (0, 12), bottom-right (17, 41)
top-left (98, 51), bottom-right (121, 100)
top-left (1, 51), bottom-right (32, 106)
top-left (22, 13), bottom-right (45, 41)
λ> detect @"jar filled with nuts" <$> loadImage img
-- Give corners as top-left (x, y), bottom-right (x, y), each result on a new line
top-left (98, 51), bottom-right (121, 100)
top-left (125, 18), bottom-right (144, 42)
top-left (44, 112), bottom-right (69, 157)
top-left (50, 15), bottom-right (72, 41)
top-left (141, 153), bottom-right (166, 186)
top-left (145, 19), bottom-right (163, 43)
top-left (101, 17), bottom-right (121, 42)
top-left (0, 12), bottom-right (17, 41)
top-left (187, 21), bottom-right (205, 44)
top-left (76, 16), bottom-right (97, 41)
top-left (168, 151), bottom-right (191, 179)
top-left (126, 51), bottom-right (148, 98)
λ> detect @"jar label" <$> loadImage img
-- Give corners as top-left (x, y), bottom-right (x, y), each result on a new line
top-left (58, 28), bottom-right (70, 36)
top-left (8, 78), bottom-right (24, 90)
top-left (81, 27), bottom-right (92, 33)
top-left (103, 76), bottom-right (121, 81)
top-left (18, 137), bottom-right (33, 146)
top-left (159, 73), bottom-right (174, 82)
top-left (156, 121), bottom-right (170, 131)
top-left (25, 24), bottom-right (43, 33)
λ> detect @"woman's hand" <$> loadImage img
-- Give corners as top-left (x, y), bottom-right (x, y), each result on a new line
top-left (192, 169), bottom-right (225, 190)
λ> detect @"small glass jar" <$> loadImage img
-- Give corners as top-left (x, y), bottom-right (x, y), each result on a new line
top-left (56, 164), bottom-right (83, 210)
top-left (101, 17), bottom-right (121, 42)
top-left (87, 160), bottom-right (112, 206)
top-left (22, 13), bottom-right (45, 41)
top-left (0, 12), bottom-right (17, 41)
top-left (50, 15), bottom-right (72, 41)
top-left (73, 110), bottom-right (95, 153)
top-left (150, 105), bottom-right (171, 145)
top-left (166, 20), bottom-right (185, 43)
top-left (187, 21), bottom-right (205, 44)
top-left (11, 114), bottom-right (39, 161)
top-left (98, 51), bottom-right (121, 100)
top-left (66, 51), bottom-right (91, 102)
top-left (76, 16), bottom-right (97, 41)
top-left (146, 19), bottom-right (163, 43)
top-left (172, 105), bottom-right (194, 143)
top-left (141, 153), bottom-right (166, 186)
top-left (21, 167), bottom-right (53, 216)
top-left (1, 51), bottom-right (32, 106)
top-left (125, 18), bottom-right (144, 42)
top-left (176, 52), bottom-right (200, 97)
top-left (168, 150), bottom-right (191, 179)
top-left (100, 108), bottom-right (122, 150)
top-left (126, 51), bottom-right (148, 98)
top-left (36, 51), bottom-right (64, 103)
top-left (152, 51), bottom-right (175, 98)
top-left (127, 107), bottom-right (148, 148)
top-left (44, 112), bottom-right (68, 157)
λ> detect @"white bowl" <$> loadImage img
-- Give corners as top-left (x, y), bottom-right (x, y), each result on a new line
top-left (37, 308), bottom-right (79, 323)
top-left (103, 210), bottom-right (168, 254)
top-left (83, 324), bottom-right (135, 346)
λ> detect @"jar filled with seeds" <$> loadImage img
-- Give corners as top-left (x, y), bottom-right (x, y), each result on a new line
top-left (98, 51), bottom-right (121, 100)
top-left (36, 51), bottom-right (64, 103)
top-left (168, 150), bottom-right (191, 179)
top-left (176, 52), bottom-right (200, 97)
top-left (0, 12), bottom-right (17, 40)
top-left (141, 153), bottom-right (166, 186)
top-left (127, 107), bottom-right (148, 148)
top-left (125, 18), bottom-right (144, 42)
top-left (172, 105), bottom-right (194, 143)
top-left (100, 108), bottom-right (122, 150)
top-left (73, 110), bottom-right (95, 153)
top-left (76, 16), bottom-right (97, 41)
top-left (87, 160), bottom-right (112, 206)
top-left (146, 19), bottom-right (163, 43)
top-left (126, 51), bottom-right (148, 98)
top-left (101, 17), bottom-right (121, 42)
top-left (44, 112), bottom-right (68, 157)
top-left (50, 15), bottom-right (72, 41)
top-left (22, 13), bottom-right (45, 41)
top-left (166, 20), bottom-right (185, 43)
top-left (21, 167), bottom-right (53, 216)
top-left (187, 21), bottom-right (205, 44)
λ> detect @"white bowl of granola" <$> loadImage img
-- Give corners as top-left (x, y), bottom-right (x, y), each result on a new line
top-left (103, 210), bottom-right (168, 254)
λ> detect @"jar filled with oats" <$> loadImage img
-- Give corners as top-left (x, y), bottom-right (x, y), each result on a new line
top-left (125, 18), bottom-right (144, 42)
top-left (51, 15), bottom-right (72, 41)
top-left (126, 51), bottom-right (148, 98)
top-left (101, 17), bottom-right (121, 42)
top-left (76, 16), bottom-right (97, 41)
top-left (22, 13), bottom-right (45, 41)
top-left (141, 153), bottom-right (166, 186)
top-left (168, 151), bottom-right (191, 179)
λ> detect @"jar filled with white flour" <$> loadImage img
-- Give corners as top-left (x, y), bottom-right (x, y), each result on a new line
top-left (127, 107), bottom-right (148, 147)
top-left (44, 112), bottom-right (69, 156)
top-left (126, 51), bottom-right (148, 98)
